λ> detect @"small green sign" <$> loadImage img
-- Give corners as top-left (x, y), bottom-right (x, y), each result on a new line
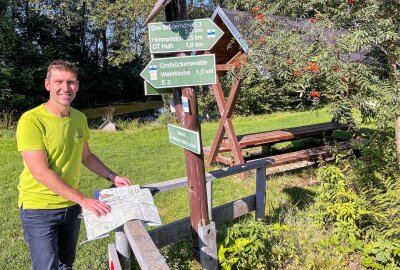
top-left (140, 54), bottom-right (216, 89)
top-left (167, 124), bottom-right (201, 154)
top-left (148, 19), bottom-right (223, 54)
top-left (144, 82), bottom-right (172, 95)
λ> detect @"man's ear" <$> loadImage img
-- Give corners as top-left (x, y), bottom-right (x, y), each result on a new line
top-left (44, 79), bottom-right (50, 92)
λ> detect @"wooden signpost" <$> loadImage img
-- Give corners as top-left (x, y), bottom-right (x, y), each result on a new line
top-left (140, 0), bottom-right (223, 268)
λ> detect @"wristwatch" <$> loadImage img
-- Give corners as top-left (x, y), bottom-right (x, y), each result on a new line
top-left (106, 171), bottom-right (116, 181)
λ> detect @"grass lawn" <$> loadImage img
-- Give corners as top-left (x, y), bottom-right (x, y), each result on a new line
top-left (0, 107), bottom-right (353, 269)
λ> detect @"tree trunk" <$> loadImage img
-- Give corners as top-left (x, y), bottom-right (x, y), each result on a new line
top-left (388, 42), bottom-right (400, 162)
top-left (396, 114), bottom-right (400, 162)
top-left (102, 29), bottom-right (108, 73)
top-left (94, 31), bottom-right (99, 69)
top-left (80, 1), bottom-right (86, 54)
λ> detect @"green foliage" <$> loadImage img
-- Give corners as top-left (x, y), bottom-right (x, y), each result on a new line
top-left (222, 0), bottom-right (399, 132)
top-left (218, 219), bottom-right (297, 269)
top-left (312, 164), bottom-right (361, 239)
top-left (89, 0), bottom-right (153, 66)
top-left (360, 239), bottom-right (400, 270)
top-left (1, 0), bottom-right (159, 114)
top-left (351, 129), bottom-right (400, 239)
top-left (312, 161), bottom-right (400, 269)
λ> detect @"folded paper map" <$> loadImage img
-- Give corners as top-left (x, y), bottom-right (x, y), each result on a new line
top-left (82, 185), bottom-right (162, 241)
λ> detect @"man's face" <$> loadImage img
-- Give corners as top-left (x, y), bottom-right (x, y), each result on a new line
top-left (45, 69), bottom-right (79, 107)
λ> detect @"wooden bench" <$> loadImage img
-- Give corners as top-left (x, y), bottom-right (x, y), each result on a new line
top-left (203, 122), bottom-right (348, 165)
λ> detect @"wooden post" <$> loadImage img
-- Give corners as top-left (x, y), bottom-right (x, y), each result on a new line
top-left (115, 226), bottom-right (131, 270)
top-left (255, 166), bottom-right (266, 220)
top-left (165, 1), bottom-right (215, 268)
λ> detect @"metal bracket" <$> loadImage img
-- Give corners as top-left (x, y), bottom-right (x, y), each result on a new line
top-left (198, 221), bottom-right (218, 270)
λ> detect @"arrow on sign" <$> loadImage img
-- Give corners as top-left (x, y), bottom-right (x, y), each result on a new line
top-left (148, 19), bottom-right (223, 54)
top-left (140, 54), bottom-right (216, 89)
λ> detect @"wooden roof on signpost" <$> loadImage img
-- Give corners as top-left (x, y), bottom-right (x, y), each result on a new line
top-left (208, 7), bottom-right (249, 64)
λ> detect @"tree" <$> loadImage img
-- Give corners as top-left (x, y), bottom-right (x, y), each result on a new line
top-left (1, 0), bottom-right (161, 113)
top-left (226, 0), bottom-right (399, 158)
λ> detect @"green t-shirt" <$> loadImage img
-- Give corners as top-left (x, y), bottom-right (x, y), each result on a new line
top-left (16, 104), bottom-right (90, 209)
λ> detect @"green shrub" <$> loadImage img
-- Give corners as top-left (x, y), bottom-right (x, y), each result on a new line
top-left (312, 165), bottom-right (362, 238)
top-left (218, 219), bottom-right (297, 270)
top-left (313, 161), bottom-right (400, 269)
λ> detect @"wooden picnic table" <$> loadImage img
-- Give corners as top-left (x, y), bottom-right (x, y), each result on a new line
top-left (204, 122), bottom-right (348, 165)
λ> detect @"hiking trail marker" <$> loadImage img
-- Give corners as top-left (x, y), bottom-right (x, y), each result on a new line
top-left (148, 19), bottom-right (223, 54)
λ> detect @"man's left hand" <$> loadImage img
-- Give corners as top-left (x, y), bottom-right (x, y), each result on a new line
top-left (113, 176), bottom-right (131, 187)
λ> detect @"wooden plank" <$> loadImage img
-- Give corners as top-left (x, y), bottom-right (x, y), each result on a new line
top-left (221, 122), bottom-right (346, 148)
top-left (253, 142), bottom-right (351, 167)
top-left (149, 195), bottom-right (256, 248)
top-left (141, 177), bottom-right (187, 192)
top-left (124, 220), bottom-right (169, 270)
top-left (255, 166), bottom-right (266, 220)
top-left (216, 64), bottom-right (230, 71)
top-left (214, 141), bottom-right (350, 167)
top-left (108, 243), bottom-right (123, 270)
top-left (214, 154), bottom-right (234, 165)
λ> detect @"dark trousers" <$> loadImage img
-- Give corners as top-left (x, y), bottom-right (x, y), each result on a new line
top-left (20, 204), bottom-right (81, 270)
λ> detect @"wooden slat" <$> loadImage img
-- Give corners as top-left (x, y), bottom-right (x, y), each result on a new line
top-left (255, 167), bottom-right (266, 220)
top-left (124, 220), bottom-right (169, 270)
top-left (251, 142), bottom-right (351, 167)
top-left (149, 195), bottom-right (256, 248)
top-left (221, 122), bottom-right (346, 149)
top-left (213, 141), bottom-right (350, 166)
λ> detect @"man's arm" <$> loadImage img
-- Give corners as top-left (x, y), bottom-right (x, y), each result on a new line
top-left (21, 150), bottom-right (111, 217)
top-left (81, 141), bottom-right (131, 187)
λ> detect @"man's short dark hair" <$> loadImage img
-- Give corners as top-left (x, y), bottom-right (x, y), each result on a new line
top-left (46, 60), bottom-right (78, 80)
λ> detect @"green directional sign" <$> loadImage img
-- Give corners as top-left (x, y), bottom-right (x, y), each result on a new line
top-left (168, 124), bottom-right (201, 154)
top-left (148, 19), bottom-right (223, 54)
top-left (144, 82), bottom-right (172, 95)
top-left (140, 54), bottom-right (216, 89)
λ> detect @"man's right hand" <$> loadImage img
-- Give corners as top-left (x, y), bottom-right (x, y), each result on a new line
top-left (80, 197), bottom-right (111, 217)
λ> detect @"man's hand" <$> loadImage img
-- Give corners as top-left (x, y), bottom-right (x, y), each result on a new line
top-left (113, 176), bottom-right (131, 187)
top-left (80, 197), bottom-right (111, 217)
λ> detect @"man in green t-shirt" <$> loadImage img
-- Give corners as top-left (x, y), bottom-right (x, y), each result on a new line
top-left (16, 60), bottom-right (132, 270)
